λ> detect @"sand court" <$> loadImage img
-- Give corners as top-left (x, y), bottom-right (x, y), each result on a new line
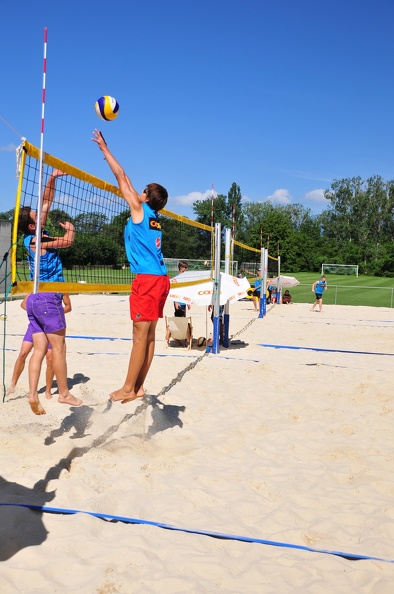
top-left (1, 295), bottom-right (394, 592)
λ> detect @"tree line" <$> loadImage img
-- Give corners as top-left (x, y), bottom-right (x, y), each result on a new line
top-left (2, 175), bottom-right (393, 276)
top-left (192, 177), bottom-right (394, 276)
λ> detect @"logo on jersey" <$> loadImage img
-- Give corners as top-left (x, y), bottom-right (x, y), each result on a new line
top-left (149, 217), bottom-right (161, 230)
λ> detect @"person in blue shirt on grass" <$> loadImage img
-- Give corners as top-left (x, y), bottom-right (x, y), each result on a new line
top-left (311, 275), bottom-right (327, 312)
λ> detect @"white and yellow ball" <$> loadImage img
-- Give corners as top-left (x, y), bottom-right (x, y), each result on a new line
top-left (197, 336), bottom-right (206, 347)
top-left (95, 96), bottom-right (120, 121)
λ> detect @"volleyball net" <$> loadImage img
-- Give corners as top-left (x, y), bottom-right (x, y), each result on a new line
top-left (10, 140), bottom-right (275, 299)
top-left (232, 238), bottom-right (279, 282)
top-left (10, 140), bottom-right (214, 295)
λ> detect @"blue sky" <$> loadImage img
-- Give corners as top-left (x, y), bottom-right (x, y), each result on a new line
top-left (1, 0), bottom-right (393, 219)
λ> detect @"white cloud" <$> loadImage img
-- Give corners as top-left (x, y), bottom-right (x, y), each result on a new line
top-left (0, 144), bottom-right (17, 152)
top-left (173, 189), bottom-right (217, 206)
top-left (304, 188), bottom-right (326, 204)
top-left (265, 188), bottom-right (292, 205)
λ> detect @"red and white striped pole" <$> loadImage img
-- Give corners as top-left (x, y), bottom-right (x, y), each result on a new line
top-left (33, 27), bottom-right (48, 293)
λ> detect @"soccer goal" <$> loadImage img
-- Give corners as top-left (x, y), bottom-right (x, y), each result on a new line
top-left (321, 263), bottom-right (359, 277)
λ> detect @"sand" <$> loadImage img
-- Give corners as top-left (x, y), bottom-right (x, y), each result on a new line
top-left (1, 295), bottom-right (394, 593)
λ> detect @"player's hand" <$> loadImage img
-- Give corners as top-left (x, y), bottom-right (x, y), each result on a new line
top-left (59, 221), bottom-right (75, 232)
top-left (52, 169), bottom-right (67, 178)
top-left (92, 129), bottom-right (107, 150)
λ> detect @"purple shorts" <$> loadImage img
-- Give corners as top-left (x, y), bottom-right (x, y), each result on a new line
top-left (26, 293), bottom-right (66, 335)
top-left (23, 323), bottom-right (52, 349)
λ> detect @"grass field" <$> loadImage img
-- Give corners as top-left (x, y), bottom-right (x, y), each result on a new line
top-left (283, 272), bottom-right (394, 308)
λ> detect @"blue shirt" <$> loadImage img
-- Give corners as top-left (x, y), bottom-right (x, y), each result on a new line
top-left (23, 233), bottom-right (65, 282)
top-left (124, 202), bottom-right (167, 276)
top-left (315, 280), bottom-right (327, 295)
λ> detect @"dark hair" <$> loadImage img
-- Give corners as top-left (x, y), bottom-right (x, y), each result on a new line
top-left (178, 260), bottom-right (188, 270)
top-left (17, 206), bottom-right (34, 235)
top-left (145, 183), bottom-right (168, 212)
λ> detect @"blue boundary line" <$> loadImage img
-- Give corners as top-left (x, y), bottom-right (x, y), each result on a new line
top-left (259, 344), bottom-right (394, 356)
top-left (0, 503), bottom-right (392, 564)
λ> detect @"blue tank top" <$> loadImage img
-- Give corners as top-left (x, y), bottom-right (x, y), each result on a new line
top-left (315, 280), bottom-right (326, 294)
top-left (23, 234), bottom-right (65, 282)
top-left (124, 203), bottom-right (167, 275)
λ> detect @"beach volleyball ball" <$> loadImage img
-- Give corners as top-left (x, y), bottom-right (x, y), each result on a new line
top-left (197, 336), bottom-right (206, 347)
top-left (95, 96), bottom-right (119, 121)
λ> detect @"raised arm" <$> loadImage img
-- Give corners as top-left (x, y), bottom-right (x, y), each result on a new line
top-left (41, 221), bottom-right (75, 250)
top-left (91, 129), bottom-right (144, 222)
top-left (41, 169), bottom-right (66, 227)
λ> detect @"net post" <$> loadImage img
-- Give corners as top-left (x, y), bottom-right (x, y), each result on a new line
top-left (259, 248), bottom-right (266, 318)
top-left (222, 227), bottom-right (231, 347)
top-left (276, 254), bottom-right (282, 304)
top-left (210, 223), bottom-right (222, 354)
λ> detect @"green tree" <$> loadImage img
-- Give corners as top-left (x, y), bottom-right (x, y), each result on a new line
top-left (0, 209), bottom-right (14, 222)
top-left (193, 193), bottom-right (228, 227)
top-left (74, 212), bottom-right (108, 234)
top-left (322, 176), bottom-right (394, 274)
top-left (161, 216), bottom-right (211, 260)
top-left (46, 209), bottom-right (73, 236)
top-left (227, 182), bottom-right (244, 240)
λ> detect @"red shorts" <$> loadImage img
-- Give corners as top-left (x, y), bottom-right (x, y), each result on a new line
top-left (129, 274), bottom-right (170, 322)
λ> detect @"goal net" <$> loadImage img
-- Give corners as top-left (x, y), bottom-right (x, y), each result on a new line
top-left (321, 263), bottom-right (359, 277)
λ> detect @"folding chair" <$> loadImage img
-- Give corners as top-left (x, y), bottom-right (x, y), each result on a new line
top-left (165, 316), bottom-right (193, 349)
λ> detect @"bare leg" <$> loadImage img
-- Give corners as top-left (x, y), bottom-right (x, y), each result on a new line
top-left (165, 324), bottom-right (171, 347)
top-left (7, 341), bottom-right (33, 394)
top-left (253, 296), bottom-right (259, 312)
top-left (45, 349), bottom-right (54, 399)
top-left (28, 333), bottom-right (48, 415)
top-left (134, 321), bottom-right (157, 397)
top-left (47, 331), bottom-right (82, 407)
top-left (110, 320), bottom-right (156, 403)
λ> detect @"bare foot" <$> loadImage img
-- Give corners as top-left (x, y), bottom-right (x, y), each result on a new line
top-left (110, 387), bottom-right (144, 404)
top-left (58, 393), bottom-right (83, 406)
top-left (29, 397), bottom-right (46, 415)
top-left (132, 386), bottom-right (145, 401)
top-left (45, 391), bottom-right (53, 400)
top-left (6, 384), bottom-right (16, 396)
